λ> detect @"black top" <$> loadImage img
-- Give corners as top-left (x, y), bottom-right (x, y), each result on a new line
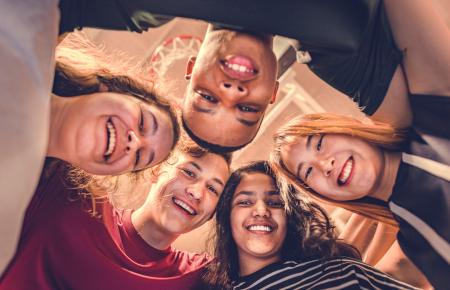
top-left (58, 0), bottom-right (401, 115)
top-left (232, 257), bottom-right (418, 290)
top-left (388, 93), bottom-right (450, 290)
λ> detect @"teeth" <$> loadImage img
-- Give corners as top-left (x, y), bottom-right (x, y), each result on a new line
top-left (224, 61), bottom-right (254, 74)
top-left (338, 158), bottom-right (353, 184)
top-left (173, 198), bottom-right (196, 215)
top-left (104, 120), bottom-right (116, 157)
top-left (248, 225), bottom-right (272, 232)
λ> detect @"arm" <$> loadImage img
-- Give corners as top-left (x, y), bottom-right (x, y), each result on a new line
top-left (384, 0), bottom-right (450, 96)
top-left (338, 213), bottom-right (397, 265)
top-left (376, 241), bottom-right (433, 289)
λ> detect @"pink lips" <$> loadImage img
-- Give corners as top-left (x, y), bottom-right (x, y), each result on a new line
top-left (221, 56), bottom-right (258, 81)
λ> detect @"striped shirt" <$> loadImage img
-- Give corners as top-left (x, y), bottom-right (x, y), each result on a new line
top-left (232, 257), bottom-right (418, 290)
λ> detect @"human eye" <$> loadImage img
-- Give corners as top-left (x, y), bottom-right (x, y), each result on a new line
top-left (180, 167), bottom-right (196, 178)
top-left (305, 166), bottom-right (313, 182)
top-left (197, 91), bottom-right (218, 103)
top-left (316, 134), bottom-right (324, 151)
top-left (238, 105), bottom-right (259, 113)
top-left (236, 199), bottom-right (252, 207)
top-left (135, 149), bottom-right (141, 168)
top-left (207, 184), bottom-right (219, 196)
top-left (139, 106), bottom-right (144, 132)
top-left (267, 199), bottom-right (284, 208)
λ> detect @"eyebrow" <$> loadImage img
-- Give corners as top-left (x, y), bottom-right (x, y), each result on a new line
top-left (296, 135), bottom-right (313, 180)
top-left (234, 190), bottom-right (253, 198)
top-left (212, 178), bottom-right (224, 187)
top-left (237, 117), bottom-right (259, 127)
top-left (267, 190), bottom-right (279, 196)
top-left (189, 161), bottom-right (202, 171)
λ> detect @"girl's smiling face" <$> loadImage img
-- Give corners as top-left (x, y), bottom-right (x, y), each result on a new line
top-left (230, 172), bottom-right (287, 261)
top-left (281, 133), bottom-right (385, 201)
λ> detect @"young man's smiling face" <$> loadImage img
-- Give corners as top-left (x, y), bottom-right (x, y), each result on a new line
top-left (147, 150), bottom-right (230, 235)
top-left (183, 27), bottom-right (279, 150)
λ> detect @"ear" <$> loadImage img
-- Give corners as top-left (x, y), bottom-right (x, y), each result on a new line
top-left (269, 80), bottom-right (279, 104)
top-left (98, 83), bottom-right (109, 92)
top-left (185, 56), bottom-right (197, 80)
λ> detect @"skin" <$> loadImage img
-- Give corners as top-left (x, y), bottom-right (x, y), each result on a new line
top-left (47, 92), bottom-right (174, 175)
top-left (183, 26), bottom-right (279, 147)
top-left (230, 172), bottom-right (287, 276)
top-left (372, 0), bottom-right (450, 128)
top-left (281, 134), bottom-right (401, 201)
top-left (131, 151), bottom-right (230, 250)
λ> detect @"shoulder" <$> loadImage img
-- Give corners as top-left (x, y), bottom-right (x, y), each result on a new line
top-left (172, 249), bottom-right (212, 267)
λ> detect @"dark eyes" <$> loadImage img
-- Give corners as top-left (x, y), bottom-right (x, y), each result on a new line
top-left (199, 92), bottom-right (218, 103)
top-left (207, 185), bottom-right (219, 196)
top-left (238, 105), bottom-right (259, 113)
top-left (235, 199), bottom-right (284, 208)
top-left (139, 107), bottom-right (144, 132)
top-left (267, 200), bottom-right (285, 208)
top-left (181, 168), bottom-right (196, 178)
top-left (317, 134), bottom-right (324, 151)
top-left (304, 135), bottom-right (324, 181)
top-left (135, 150), bottom-right (141, 168)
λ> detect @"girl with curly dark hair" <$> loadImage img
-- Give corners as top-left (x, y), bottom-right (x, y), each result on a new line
top-left (203, 161), bottom-right (417, 290)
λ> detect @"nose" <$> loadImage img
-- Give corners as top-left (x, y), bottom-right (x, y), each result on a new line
top-left (252, 200), bottom-right (270, 218)
top-left (125, 130), bottom-right (142, 153)
top-left (186, 183), bottom-right (205, 201)
top-left (318, 156), bottom-right (335, 177)
top-left (220, 80), bottom-right (248, 101)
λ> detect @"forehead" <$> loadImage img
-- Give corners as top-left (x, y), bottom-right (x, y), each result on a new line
top-left (175, 151), bottom-right (229, 178)
top-left (281, 137), bottom-right (308, 171)
top-left (234, 172), bottom-right (277, 196)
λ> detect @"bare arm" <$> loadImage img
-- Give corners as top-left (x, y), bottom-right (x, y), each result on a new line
top-left (384, 0), bottom-right (450, 96)
top-left (376, 241), bottom-right (433, 289)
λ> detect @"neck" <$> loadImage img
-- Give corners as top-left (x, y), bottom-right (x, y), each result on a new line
top-left (238, 251), bottom-right (280, 277)
top-left (47, 94), bottom-right (70, 159)
top-left (369, 151), bottom-right (402, 201)
top-left (131, 205), bottom-right (178, 250)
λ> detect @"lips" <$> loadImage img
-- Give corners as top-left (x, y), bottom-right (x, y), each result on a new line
top-left (172, 197), bottom-right (197, 216)
top-left (220, 55), bottom-right (258, 81)
top-left (338, 157), bottom-right (354, 186)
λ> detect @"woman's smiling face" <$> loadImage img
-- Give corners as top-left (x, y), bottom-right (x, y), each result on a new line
top-left (281, 133), bottom-right (385, 201)
top-left (230, 172), bottom-right (287, 261)
top-left (54, 92), bottom-right (175, 175)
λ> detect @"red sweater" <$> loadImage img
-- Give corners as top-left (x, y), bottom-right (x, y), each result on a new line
top-left (0, 160), bottom-right (211, 290)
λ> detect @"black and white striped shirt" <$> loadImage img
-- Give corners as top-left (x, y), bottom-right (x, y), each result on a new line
top-left (232, 257), bottom-right (418, 290)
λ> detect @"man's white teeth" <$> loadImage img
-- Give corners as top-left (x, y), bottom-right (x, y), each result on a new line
top-left (248, 225), bottom-right (273, 232)
top-left (338, 158), bottom-right (353, 184)
top-left (224, 61), bottom-right (254, 73)
top-left (173, 198), bottom-right (196, 215)
top-left (105, 120), bottom-right (116, 157)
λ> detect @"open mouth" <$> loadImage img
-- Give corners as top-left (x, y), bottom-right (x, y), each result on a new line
top-left (246, 224), bottom-right (273, 233)
top-left (338, 157), bottom-right (354, 186)
top-left (220, 56), bottom-right (258, 81)
top-left (172, 197), bottom-right (197, 216)
top-left (104, 118), bottom-right (117, 161)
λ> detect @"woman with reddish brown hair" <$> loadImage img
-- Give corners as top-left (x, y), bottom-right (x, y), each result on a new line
top-left (270, 112), bottom-right (449, 289)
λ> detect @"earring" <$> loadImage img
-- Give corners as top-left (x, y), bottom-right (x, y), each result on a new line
top-left (185, 75), bottom-right (191, 80)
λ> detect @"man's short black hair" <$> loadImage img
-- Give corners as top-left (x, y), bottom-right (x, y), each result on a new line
top-left (182, 116), bottom-right (250, 154)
